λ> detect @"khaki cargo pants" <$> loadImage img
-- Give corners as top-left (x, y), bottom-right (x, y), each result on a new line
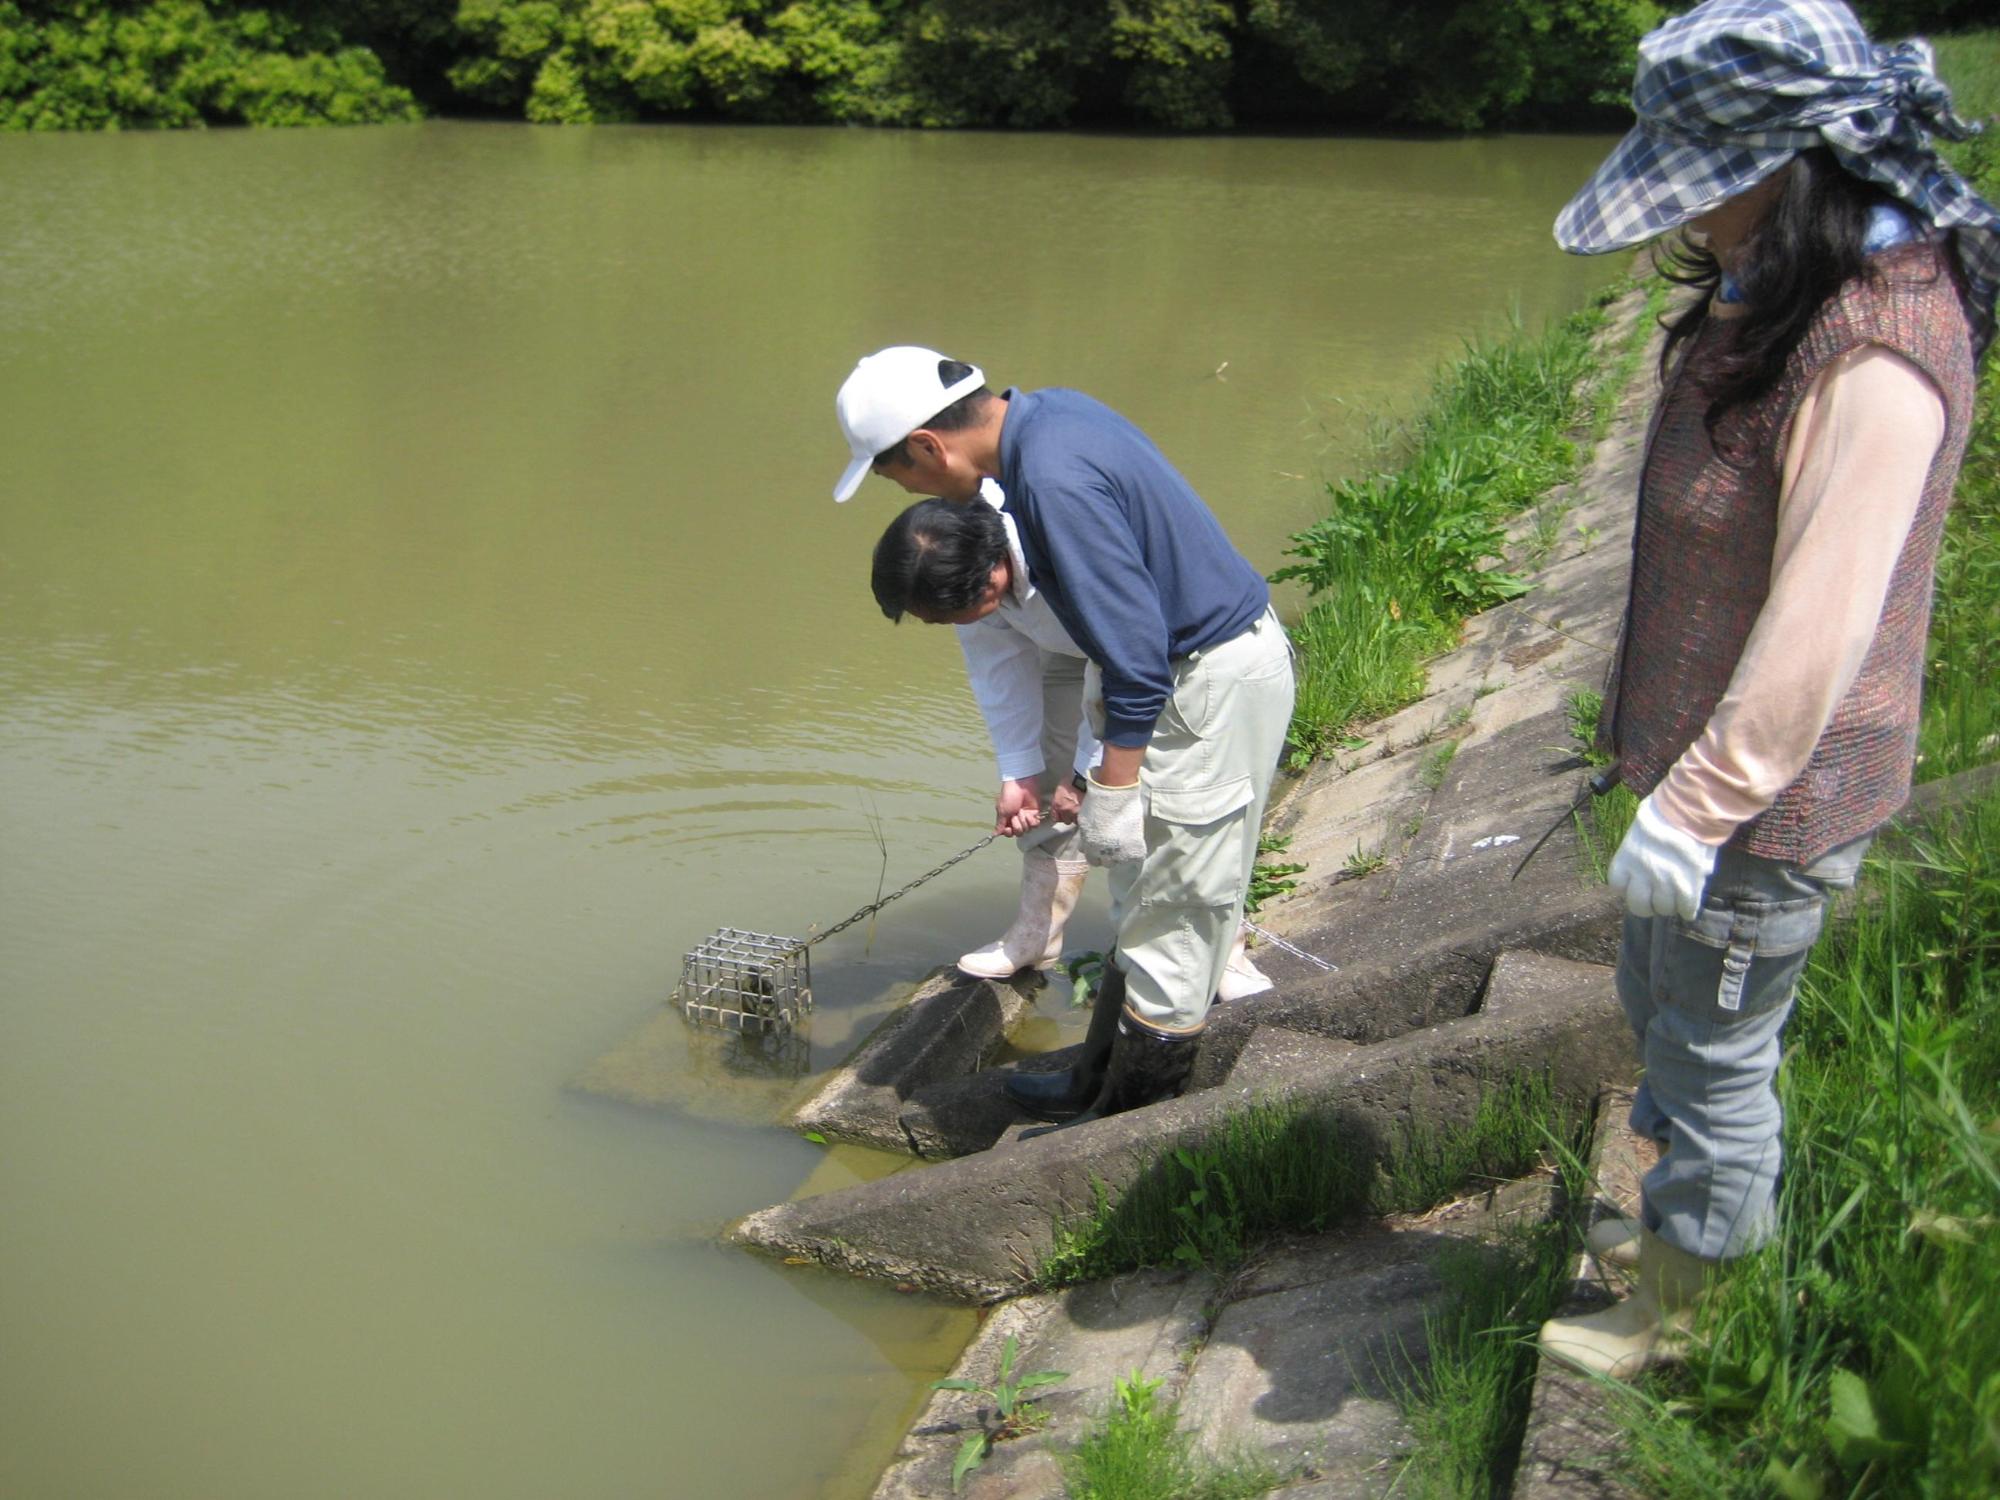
top-left (1090, 608), bottom-right (1295, 1033)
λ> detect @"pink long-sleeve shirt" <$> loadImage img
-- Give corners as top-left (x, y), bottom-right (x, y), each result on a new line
top-left (1650, 334), bottom-right (1949, 846)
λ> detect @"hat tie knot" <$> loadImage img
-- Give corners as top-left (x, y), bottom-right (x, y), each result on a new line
top-left (1879, 40), bottom-right (1980, 145)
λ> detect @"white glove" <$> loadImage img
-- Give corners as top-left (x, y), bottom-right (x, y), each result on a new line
top-left (1608, 792), bottom-right (1720, 921)
top-left (1077, 771), bottom-right (1146, 867)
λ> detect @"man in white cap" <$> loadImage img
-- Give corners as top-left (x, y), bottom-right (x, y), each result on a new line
top-left (833, 346), bottom-right (1277, 1000)
top-left (836, 347), bottom-right (1099, 983)
top-left (838, 346), bottom-right (1293, 1120)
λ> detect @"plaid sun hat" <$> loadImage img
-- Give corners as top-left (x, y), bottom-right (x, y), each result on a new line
top-left (1555, 0), bottom-right (2000, 356)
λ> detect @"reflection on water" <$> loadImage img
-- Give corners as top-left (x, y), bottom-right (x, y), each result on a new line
top-left (0, 121), bottom-right (1619, 1498)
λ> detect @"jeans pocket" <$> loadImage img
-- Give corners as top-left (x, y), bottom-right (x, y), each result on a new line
top-left (1663, 894), bottom-right (1828, 1020)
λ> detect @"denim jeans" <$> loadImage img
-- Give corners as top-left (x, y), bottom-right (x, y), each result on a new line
top-left (1616, 834), bottom-right (1870, 1260)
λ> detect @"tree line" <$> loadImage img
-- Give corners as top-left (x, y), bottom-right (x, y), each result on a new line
top-left (2, 1), bottom-right (1986, 133)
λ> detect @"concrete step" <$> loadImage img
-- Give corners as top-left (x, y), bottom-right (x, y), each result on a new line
top-left (728, 951), bottom-right (1628, 1300)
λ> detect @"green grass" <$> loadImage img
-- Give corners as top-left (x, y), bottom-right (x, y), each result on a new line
top-left (1275, 291), bottom-right (1625, 766)
top-left (1037, 1073), bottom-right (1581, 1287)
top-left (1276, 267), bottom-right (1672, 769)
top-left (1392, 1223), bottom-right (1584, 1498)
top-left (1605, 790), bottom-right (2000, 1499)
top-left (1062, 1371), bottom-right (1286, 1500)
top-left (1931, 33), bottom-right (2000, 124)
top-left (1917, 30), bottom-right (2000, 783)
top-left (1565, 686), bottom-right (1639, 876)
top-left (1418, 738), bottom-right (1459, 791)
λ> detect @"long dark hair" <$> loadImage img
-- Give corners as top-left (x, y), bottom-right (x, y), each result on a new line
top-left (1657, 148), bottom-right (1921, 443)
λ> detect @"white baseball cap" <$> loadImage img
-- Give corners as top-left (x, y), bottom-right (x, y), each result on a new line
top-left (831, 346), bottom-right (986, 502)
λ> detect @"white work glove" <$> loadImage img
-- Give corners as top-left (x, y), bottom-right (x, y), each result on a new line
top-left (1077, 771), bottom-right (1146, 867)
top-left (1608, 793), bottom-right (1720, 921)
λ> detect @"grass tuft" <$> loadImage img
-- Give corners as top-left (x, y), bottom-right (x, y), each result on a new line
top-left (1277, 276), bottom-right (1661, 769)
top-left (1038, 1073), bottom-right (1580, 1287)
top-left (1062, 1371), bottom-right (1286, 1500)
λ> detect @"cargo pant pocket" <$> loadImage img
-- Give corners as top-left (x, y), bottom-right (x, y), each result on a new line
top-left (1656, 892), bottom-right (1829, 1021)
top-left (1137, 777), bottom-right (1255, 910)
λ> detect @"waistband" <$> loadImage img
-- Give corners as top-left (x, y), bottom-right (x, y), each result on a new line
top-left (1180, 605), bottom-right (1283, 664)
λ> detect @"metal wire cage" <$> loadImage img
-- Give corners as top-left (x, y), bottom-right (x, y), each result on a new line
top-left (674, 927), bottom-right (812, 1034)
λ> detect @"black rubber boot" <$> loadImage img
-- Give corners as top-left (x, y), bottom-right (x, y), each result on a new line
top-left (1090, 1016), bottom-right (1200, 1116)
top-left (1021, 1014), bottom-right (1200, 1138)
top-left (1003, 963), bottom-right (1126, 1122)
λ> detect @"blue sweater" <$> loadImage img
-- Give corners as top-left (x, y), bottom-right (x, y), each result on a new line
top-left (995, 388), bottom-right (1270, 747)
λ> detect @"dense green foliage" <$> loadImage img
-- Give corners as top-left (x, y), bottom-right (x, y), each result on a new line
top-left (2, 2), bottom-right (1986, 130)
top-left (0, 2), bottom-right (421, 126)
top-left (2, 0), bottom-right (1670, 130)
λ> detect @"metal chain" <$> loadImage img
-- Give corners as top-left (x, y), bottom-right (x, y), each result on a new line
top-left (794, 832), bottom-right (1002, 952)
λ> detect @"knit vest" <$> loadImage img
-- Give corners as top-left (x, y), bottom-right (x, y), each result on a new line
top-left (1605, 244), bottom-right (1976, 864)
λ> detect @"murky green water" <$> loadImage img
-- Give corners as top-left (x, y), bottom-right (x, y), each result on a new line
top-left (0, 121), bottom-right (1618, 1498)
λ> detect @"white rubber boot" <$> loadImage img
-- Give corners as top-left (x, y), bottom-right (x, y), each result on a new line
top-left (1586, 1215), bottom-right (1643, 1270)
top-left (1538, 1227), bottom-right (1712, 1379)
top-left (956, 852), bottom-right (1089, 978)
top-left (1215, 927), bottom-right (1274, 1002)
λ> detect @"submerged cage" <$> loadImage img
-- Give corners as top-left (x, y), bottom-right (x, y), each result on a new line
top-left (675, 927), bottom-right (812, 1034)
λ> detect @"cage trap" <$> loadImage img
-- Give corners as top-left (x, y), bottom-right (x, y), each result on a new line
top-left (674, 927), bottom-right (812, 1035)
top-left (674, 825), bottom-right (1043, 1037)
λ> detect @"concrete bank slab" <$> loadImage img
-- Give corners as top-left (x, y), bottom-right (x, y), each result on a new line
top-left (1176, 1232), bottom-right (1429, 1491)
top-left (872, 1267), bottom-right (1218, 1500)
top-left (786, 967), bottom-right (1041, 1152)
top-left (898, 867), bottom-right (1619, 1164)
top-left (874, 1182), bottom-right (1564, 1500)
top-left (729, 952), bottom-right (1632, 1300)
top-left (1193, 869), bottom-right (1620, 1089)
top-left (1513, 1087), bottom-right (1648, 1500)
top-left (1181, 1185), bottom-right (1555, 1492)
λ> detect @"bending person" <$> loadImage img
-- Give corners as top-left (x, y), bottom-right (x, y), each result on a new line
top-left (948, 480), bottom-right (1098, 980)
top-left (840, 352), bottom-right (1294, 1119)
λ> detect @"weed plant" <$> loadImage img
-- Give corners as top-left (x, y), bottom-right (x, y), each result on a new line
top-left (932, 1334), bottom-right (1068, 1492)
top-left (1343, 842), bottom-right (1387, 878)
top-left (1418, 739), bottom-right (1460, 791)
top-left (1565, 686), bottom-right (1640, 872)
top-left (1038, 1073), bottom-right (1579, 1286)
top-left (1610, 792), bottom-right (2000, 1498)
top-left (1062, 1371), bottom-right (1284, 1500)
top-left (1245, 834), bottom-right (1306, 915)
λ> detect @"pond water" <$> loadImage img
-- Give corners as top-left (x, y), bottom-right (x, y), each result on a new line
top-left (0, 120), bottom-right (1620, 1499)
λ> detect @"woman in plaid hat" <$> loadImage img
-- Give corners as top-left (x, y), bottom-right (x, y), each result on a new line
top-left (1538, 0), bottom-right (1996, 1380)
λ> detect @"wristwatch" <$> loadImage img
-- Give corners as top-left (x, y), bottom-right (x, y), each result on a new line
top-left (1072, 772), bottom-right (1089, 793)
